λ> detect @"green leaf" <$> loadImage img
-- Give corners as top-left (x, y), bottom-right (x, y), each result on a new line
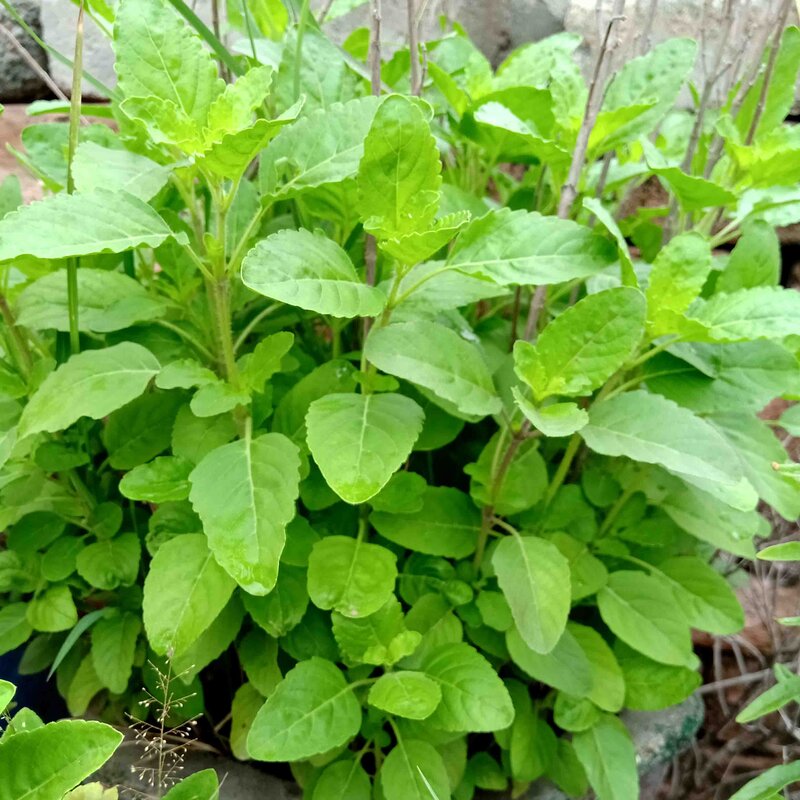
top-left (759, 541), bottom-right (800, 561)
top-left (171, 405), bottom-right (237, 464)
top-left (260, 97), bottom-right (381, 201)
top-left (380, 212), bottom-right (471, 266)
top-left (729, 762), bottom-right (800, 800)
top-left (170, 596), bottom-right (245, 682)
top-left (736, 667), bottom-right (800, 723)
top-left (492, 535), bottom-right (570, 654)
top-left (597, 570), bottom-right (694, 667)
top-left (161, 769), bottom-right (219, 800)
top-left (646, 232), bottom-right (713, 334)
top-left (65, 655), bottom-right (104, 717)
top-left (230, 683), bottom-right (263, 762)
top-left (0, 720), bottom-right (122, 800)
top-left (752, 26), bottom-right (800, 138)
top-left (615, 642), bottom-right (701, 710)
top-left (0, 603), bottom-right (32, 656)
top-left (241, 228), bottom-right (386, 318)
top-left (569, 623), bottom-right (625, 713)
top-left (512, 392), bottom-right (588, 437)
top-left (0, 680), bottom-right (15, 711)
top-left (307, 536), bottom-right (398, 618)
top-left (654, 556), bottom-right (744, 635)
top-left (718, 220), bottom-right (781, 292)
top-left (711, 412), bottom-right (800, 521)
top-left (247, 657), bottom-right (361, 761)
top-left (688, 286), bottom-right (800, 342)
top-left (312, 759), bottom-right (371, 800)
top-left (189, 434), bottom-right (301, 595)
top-left (90, 612), bottom-right (141, 694)
top-left (365, 321), bottom-right (501, 418)
top-left (332, 597), bottom-right (421, 666)
top-left (306, 392), bottom-right (424, 504)
top-left (114, 0), bottom-right (223, 127)
top-left (241, 565), bottom-right (308, 637)
top-left (0, 190), bottom-right (182, 261)
top-left (76, 533), bottom-right (141, 590)
top-left (582, 390), bottom-right (742, 485)
top-left (19, 343), bottom-right (160, 439)
top-left (357, 95), bottom-right (441, 238)
top-left (514, 287), bottom-right (645, 401)
top-left (447, 208), bottom-right (616, 286)
top-left (509, 690), bottom-right (557, 782)
top-left (199, 102), bottom-right (303, 181)
top-left (104, 391), bottom-right (183, 470)
top-left (420, 642), bottom-right (514, 732)
top-left (72, 141), bottom-right (171, 200)
top-left (17, 269), bottom-right (166, 333)
top-left (573, 714), bottom-right (638, 800)
top-left (205, 65), bottom-right (273, 136)
top-left (368, 671), bottom-right (442, 720)
top-left (119, 456), bottom-right (192, 504)
top-left (27, 586), bottom-right (78, 633)
top-left (506, 627), bottom-right (592, 696)
top-left (601, 38), bottom-right (696, 140)
top-left (380, 739), bottom-right (450, 800)
top-left (647, 341), bottom-right (800, 415)
top-left (466, 434), bottom-right (548, 514)
top-left (142, 533), bottom-right (235, 656)
top-left (371, 486), bottom-right (480, 558)
top-left (238, 629), bottom-right (282, 697)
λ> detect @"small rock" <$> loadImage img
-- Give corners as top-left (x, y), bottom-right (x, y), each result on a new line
top-left (0, 0), bottom-right (49, 103)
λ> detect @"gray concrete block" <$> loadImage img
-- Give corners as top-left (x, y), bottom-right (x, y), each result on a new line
top-left (0, 0), bottom-right (49, 102)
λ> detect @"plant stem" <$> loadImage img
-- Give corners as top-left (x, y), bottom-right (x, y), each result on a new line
top-left (294, 0), bottom-right (311, 102)
top-left (206, 278), bottom-right (239, 384)
top-left (234, 302), bottom-right (281, 353)
top-left (65, 1), bottom-right (85, 356)
top-left (0, 294), bottom-right (32, 378)
top-left (544, 432), bottom-right (582, 507)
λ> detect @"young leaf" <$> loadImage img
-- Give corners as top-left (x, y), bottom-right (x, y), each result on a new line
top-left (736, 667), bottom-right (800, 724)
top-left (514, 287), bottom-right (645, 400)
top-left (119, 456), bottom-right (193, 504)
top-left (380, 739), bottom-right (450, 800)
top-left (357, 94), bottom-right (441, 238)
top-left (420, 642), bottom-right (514, 732)
top-left (512, 391), bottom-right (589, 437)
top-left (581, 390), bottom-right (742, 485)
top-left (306, 392), bottom-right (425, 504)
top-left (572, 714), bottom-right (638, 800)
top-left (365, 321), bottom-right (501, 418)
top-left (18, 343), bottom-right (160, 439)
top-left (646, 232), bottom-right (712, 334)
top-left (142, 533), bottom-right (235, 656)
top-left (241, 228), bottom-right (386, 319)
top-left (371, 486), bottom-right (480, 558)
top-left (307, 536), bottom-right (398, 618)
top-left (0, 190), bottom-right (182, 261)
top-left (446, 208), bottom-right (616, 286)
top-left (492, 535), bottom-right (570, 654)
top-left (758, 541), bottom-right (800, 561)
top-left (247, 658), bottom-right (361, 761)
top-left (597, 571), bottom-right (695, 668)
top-left (368, 671), bottom-right (442, 720)
top-left (0, 720), bottom-right (122, 800)
top-left (114, 0), bottom-right (223, 126)
top-left (189, 434), bottom-right (301, 595)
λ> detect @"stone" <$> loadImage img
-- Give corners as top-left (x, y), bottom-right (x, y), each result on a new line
top-left (0, 0), bottom-right (49, 102)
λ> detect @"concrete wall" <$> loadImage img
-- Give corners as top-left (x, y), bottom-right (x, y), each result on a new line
top-left (0, 0), bottom-right (796, 101)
